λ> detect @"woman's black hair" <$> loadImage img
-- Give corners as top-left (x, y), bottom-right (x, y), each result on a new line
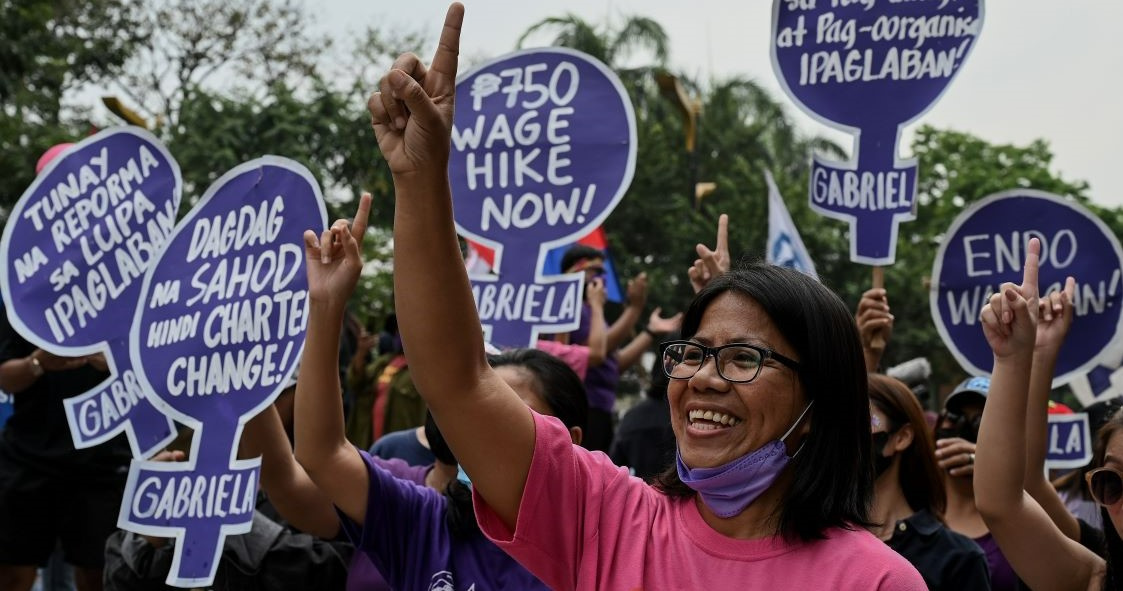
top-left (425, 411), bottom-right (457, 466)
top-left (441, 347), bottom-right (589, 538)
top-left (560, 244), bottom-right (604, 273)
top-left (651, 262), bottom-right (873, 541)
top-left (868, 373), bottom-right (947, 518)
top-left (487, 348), bottom-right (589, 431)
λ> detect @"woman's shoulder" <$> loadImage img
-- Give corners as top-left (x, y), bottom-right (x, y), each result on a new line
top-left (818, 526), bottom-right (927, 579)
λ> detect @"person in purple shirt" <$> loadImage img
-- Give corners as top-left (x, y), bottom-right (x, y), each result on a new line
top-left (291, 194), bottom-right (589, 588)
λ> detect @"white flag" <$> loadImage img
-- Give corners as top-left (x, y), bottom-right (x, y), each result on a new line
top-left (765, 170), bottom-right (818, 279)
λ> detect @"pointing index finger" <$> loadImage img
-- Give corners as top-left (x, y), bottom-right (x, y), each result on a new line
top-left (1022, 237), bottom-right (1040, 296)
top-left (429, 3), bottom-right (464, 88)
top-left (351, 192), bottom-right (372, 242)
top-left (715, 214), bottom-right (729, 255)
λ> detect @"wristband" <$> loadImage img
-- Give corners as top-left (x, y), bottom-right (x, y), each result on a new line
top-left (28, 356), bottom-right (44, 378)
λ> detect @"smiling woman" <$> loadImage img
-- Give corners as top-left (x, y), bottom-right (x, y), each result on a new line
top-left (652, 264), bottom-right (882, 541)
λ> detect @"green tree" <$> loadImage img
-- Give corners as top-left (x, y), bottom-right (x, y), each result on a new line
top-left (517, 12), bottom-right (669, 101)
top-left (0, 0), bottom-right (142, 220)
top-left (872, 126), bottom-right (1094, 403)
top-left (108, 0), bottom-right (326, 131)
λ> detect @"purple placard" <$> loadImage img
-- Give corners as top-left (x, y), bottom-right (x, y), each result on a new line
top-left (450, 48), bottom-right (636, 347)
top-left (931, 190), bottom-right (1123, 385)
top-left (1046, 413), bottom-right (1092, 470)
top-left (771, 0), bottom-right (984, 265)
top-left (0, 128), bottom-right (179, 457)
top-left (120, 157), bottom-right (325, 587)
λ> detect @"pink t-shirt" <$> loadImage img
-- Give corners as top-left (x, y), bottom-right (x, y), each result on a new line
top-left (474, 411), bottom-right (926, 590)
top-left (535, 339), bottom-right (590, 380)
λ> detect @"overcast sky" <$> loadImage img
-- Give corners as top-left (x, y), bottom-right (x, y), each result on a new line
top-left (321, 1), bottom-right (1122, 208)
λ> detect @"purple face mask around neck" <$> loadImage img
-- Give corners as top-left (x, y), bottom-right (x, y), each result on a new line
top-left (676, 402), bottom-right (814, 519)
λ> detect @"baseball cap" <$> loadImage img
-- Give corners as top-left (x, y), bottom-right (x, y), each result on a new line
top-left (944, 376), bottom-right (991, 413)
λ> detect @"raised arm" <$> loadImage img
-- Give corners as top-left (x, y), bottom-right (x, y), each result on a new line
top-left (1024, 277), bottom-right (1080, 541)
top-left (371, 3), bottom-right (535, 530)
top-left (855, 288), bottom-right (893, 373)
top-left (293, 193), bottom-right (373, 524)
top-left (585, 278), bottom-right (608, 367)
top-left (605, 273), bottom-right (646, 351)
top-left (615, 307), bottom-right (683, 371)
top-left (240, 403), bottom-right (340, 539)
top-left (974, 239), bottom-right (1101, 589)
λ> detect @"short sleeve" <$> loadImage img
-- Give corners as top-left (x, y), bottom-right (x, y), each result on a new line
top-left (535, 340), bottom-right (590, 380)
top-left (472, 410), bottom-right (637, 590)
top-left (337, 450), bottom-right (449, 591)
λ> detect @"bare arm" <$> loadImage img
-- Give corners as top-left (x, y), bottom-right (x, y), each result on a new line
top-left (240, 404), bottom-right (340, 539)
top-left (975, 241), bottom-right (1101, 589)
top-left (605, 273), bottom-right (646, 351)
top-left (0, 350), bottom-right (89, 394)
top-left (615, 308), bottom-right (683, 371)
top-left (372, 3), bottom-right (534, 531)
top-left (293, 194), bottom-right (373, 524)
top-left (1024, 278), bottom-right (1080, 541)
top-left (585, 279), bottom-right (608, 367)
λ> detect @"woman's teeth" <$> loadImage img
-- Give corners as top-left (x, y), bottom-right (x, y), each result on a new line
top-left (688, 409), bottom-right (740, 428)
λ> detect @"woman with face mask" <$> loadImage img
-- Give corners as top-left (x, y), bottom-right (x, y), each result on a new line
top-left (868, 373), bottom-right (991, 589)
top-left (343, 5), bottom-right (926, 588)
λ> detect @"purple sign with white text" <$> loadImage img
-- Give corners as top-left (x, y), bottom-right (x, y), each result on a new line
top-left (450, 48), bottom-right (636, 347)
top-left (772, 0), bottom-right (984, 265)
top-left (931, 191), bottom-right (1123, 385)
top-left (0, 128), bottom-right (179, 457)
top-left (120, 157), bottom-right (325, 587)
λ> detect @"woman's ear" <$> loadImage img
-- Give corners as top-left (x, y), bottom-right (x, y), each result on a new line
top-left (892, 424), bottom-right (914, 453)
top-left (569, 426), bottom-right (583, 446)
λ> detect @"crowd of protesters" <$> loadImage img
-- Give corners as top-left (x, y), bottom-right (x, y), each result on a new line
top-left (3, 3), bottom-right (1123, 590)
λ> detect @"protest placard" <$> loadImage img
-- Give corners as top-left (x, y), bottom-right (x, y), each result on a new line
top-left (931, 190), bottom-right (1123, 385)
top-left (1046, 413), bottom-right (1093, 470)
top-left (0, 128), bottom-right (179, 457)
top-left (120, 157), bottom-right (325, 587)
top-left (1070, 361), bottom-right (1123, 408)
top-left (449, 47), bottom-right (636, 347)
top-left (771, 0), bottom-right (984, 264)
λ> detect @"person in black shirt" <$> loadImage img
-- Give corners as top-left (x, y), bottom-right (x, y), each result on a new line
top-left (610, 349), bottom-right (676, 481)
top-left (869, 373), bottom-right (992, 590)
top-left (0, 312), bottom-right (132, 591)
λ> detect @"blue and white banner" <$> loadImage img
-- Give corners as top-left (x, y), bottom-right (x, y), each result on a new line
top-left (766, 171), bottom-right (817, 279)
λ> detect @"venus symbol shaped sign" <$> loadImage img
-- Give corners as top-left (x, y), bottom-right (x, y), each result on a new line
top-left (0, 128), bottom-right (179, 457)
top-left (772, 0), bottom-right (984, 265)
top-left (450, 47), bottom-right (636, 347)
top-left (121, 157), bottom-right (325, 587)
top-left (931, 190), bottom-right (1123, 386)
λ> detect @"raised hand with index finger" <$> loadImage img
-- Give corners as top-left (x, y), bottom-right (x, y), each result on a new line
top-left (303, 192), bottom-right (373, 306)
top-left (368, 3), bottom-right (463, 177)
top-left (1035, 275), bottom-right (1077, 353)
top-left (688, 213), bottom-right (730, 293)
top-left (980, 237), bottom-right (1041, 360)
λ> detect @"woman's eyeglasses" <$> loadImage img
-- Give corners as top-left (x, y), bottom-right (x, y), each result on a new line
top-left (661, 340), bottom-right (801, 384)
top-left (1085, 467), bottom-right (1123, 507)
